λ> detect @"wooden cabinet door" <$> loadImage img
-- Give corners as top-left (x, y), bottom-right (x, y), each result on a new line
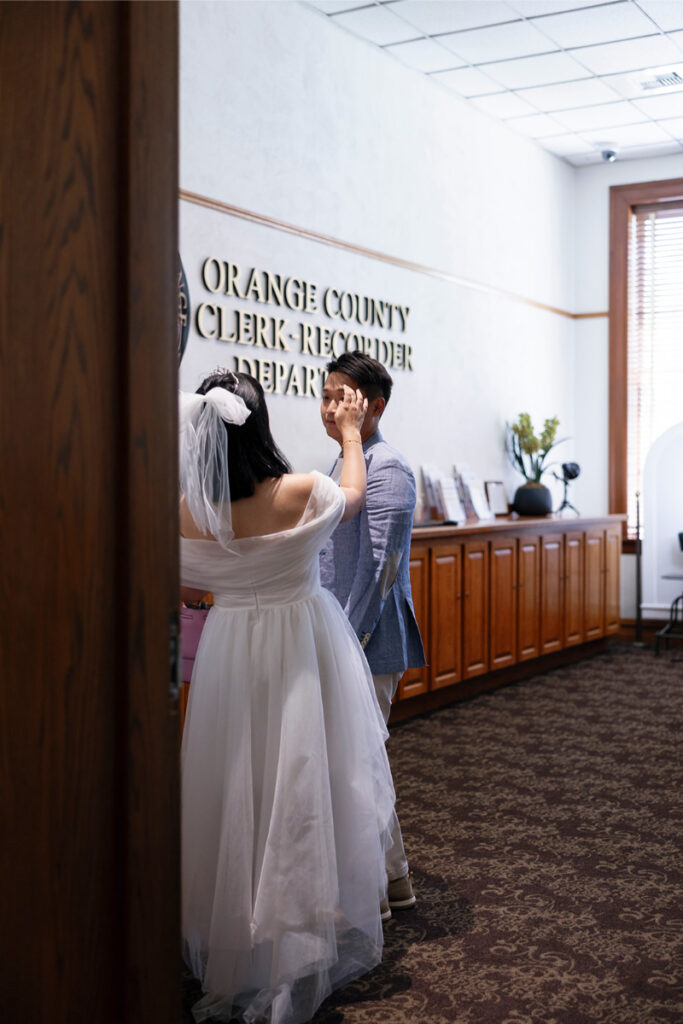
top-left (429, 542), bottom-right (462, 690)
top-left (564, 531), bottom-right (584, 647)
top-left (541, 532), bottom-right (564, 654)
top-left (517, 535), bottom-right (540, 661)
top-left (463, 539), bottom-right (489, 678)
top-left (490, 536), bottom-right (517, 669)
top-left (398, 544), bottom-right (430, 699)
top-left (604, 525), bottom-right (621, 634)
top-left (584, 528), bottom-right (605, 639)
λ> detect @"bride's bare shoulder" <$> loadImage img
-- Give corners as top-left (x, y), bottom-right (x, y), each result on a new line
top-left (276, 472), bottom-right (317, 505)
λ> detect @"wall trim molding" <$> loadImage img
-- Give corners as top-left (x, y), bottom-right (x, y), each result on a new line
top-left (180, 189), bottom-right (608, 322)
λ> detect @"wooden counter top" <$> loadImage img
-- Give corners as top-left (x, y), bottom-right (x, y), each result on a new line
top-left (412, 513), bottom-right (626, 540)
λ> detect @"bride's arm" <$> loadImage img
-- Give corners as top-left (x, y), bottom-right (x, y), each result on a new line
top-left (336, 386), bottom-right (368, 522)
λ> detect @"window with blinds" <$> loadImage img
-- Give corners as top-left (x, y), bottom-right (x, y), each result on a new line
top-left (626, 200), bottom-right (683, 534)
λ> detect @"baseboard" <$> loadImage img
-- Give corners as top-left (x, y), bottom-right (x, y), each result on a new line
top-left (389, 638), bottom-right (610, 725)
top-left (617, 618), bottom-right (669, 643)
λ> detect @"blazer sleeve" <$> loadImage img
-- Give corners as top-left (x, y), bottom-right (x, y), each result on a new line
top-left (347, 456), bottom-right (416, 647)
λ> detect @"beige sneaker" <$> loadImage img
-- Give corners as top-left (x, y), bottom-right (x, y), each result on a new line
top-left (379, 894), bottom-right (392, 922)
top-left (387, 872), bottom-right (416, 910)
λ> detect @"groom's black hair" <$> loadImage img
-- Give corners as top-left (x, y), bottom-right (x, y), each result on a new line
top-left (324, 352), bottom-right (393, 405)
top-left (196, 369), bottom-right (291, 501)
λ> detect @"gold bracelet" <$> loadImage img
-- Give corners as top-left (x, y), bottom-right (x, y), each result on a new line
top-left (342, 439), bottom-right (362, 446)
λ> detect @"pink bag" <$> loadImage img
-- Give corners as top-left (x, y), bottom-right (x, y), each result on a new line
top-left (180, 605), bottom-right (209, 682)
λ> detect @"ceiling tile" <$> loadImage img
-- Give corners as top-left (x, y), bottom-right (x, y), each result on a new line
top-left (506, 111), bottom-right (569, 136)
top-left (518, 76), bottom-right (620, 110)
top-left (438, 19), bottom-right (557, 63)
top-left (390, 1), bottom-right (514, 36)
top-left (431, 65), bottom-right (505, 97)
top-left (617, 140), bottom-right (683, 158)
top-left (508, 1), bottom-right (608, 15)
top-left (539, 133), bottom-right (597, 155)
top-left (385, 37), bottom-right (464, 73)
top-left (599, 71), bottom-right (643, 99)
top-left (480, 50), bottom-right (590, 89)
top-left (658, 115), bottom-right (683, 138)
top-left (631, 89), bottom-right (683, 118)
top-left (308, 1), bottom-right (370, 13)
top-left (553, 99), bottom-right (647, 131)
top-left (472, 91), bottom-right (539, 118)
top-left (581, 120), bottom-right (673, 146)
top-left (331, 5), bottom-right (420, 45)
top-left (568, 33), bottom-right (683, 76)
top-left (532, 1), bottom-right (658, 49)
top-left (637, 1), bottom-right (683, 33)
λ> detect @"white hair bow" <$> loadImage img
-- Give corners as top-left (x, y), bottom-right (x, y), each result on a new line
top-left (179, 387), bottom-right (251, 548)
top-left (179, 387), bottom-right (251, 429)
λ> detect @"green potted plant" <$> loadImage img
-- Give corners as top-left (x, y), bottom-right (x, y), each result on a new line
top-left (506, 413), bottom-right (566, 515)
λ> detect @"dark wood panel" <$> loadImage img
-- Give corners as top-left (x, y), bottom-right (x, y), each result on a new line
top-left (564, 531), bottom-right (584, 647)
top-left (605, 526), bottom-right (621, 634)
top-left (518, 536), bottom-right (541, 661)
top-left (0, 3), bottom-right (179, 1020)
top-left (398, 521), bottom-right (621, 723)
top-left (541, 533), bottom-right (564, 654)
top-left (398, 547), bottom-right (430, 699)
top-left (429, 543), bottom-right (462, 690)
top-left (0, 3), bottom-right (123, 1018)
top-left (123, 3), bottom-right (180, 1021)
top-left (463, 540), bottom-right (489, 678)
top-left (584, 528), bottom-right (606, 640)
top-left (490, 536), bottom-right (517, 669)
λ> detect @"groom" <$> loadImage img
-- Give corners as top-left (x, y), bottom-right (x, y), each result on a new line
top-left (319, 351), bottom-right (425, 918)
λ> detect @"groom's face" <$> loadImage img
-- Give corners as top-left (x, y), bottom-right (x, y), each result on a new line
top-left (321, 371), bottom-right (384, 444)
top-left (320, 372), bottom-right (360, 444)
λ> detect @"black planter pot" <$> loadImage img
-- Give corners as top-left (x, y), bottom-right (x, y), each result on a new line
top-left (513, 482), bottom-right (553, 516)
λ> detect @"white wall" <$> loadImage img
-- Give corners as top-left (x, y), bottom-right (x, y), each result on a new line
top-left (180, 0), bottom-right (576, 502)
top-left (180, 0), bottom-right (682, 619)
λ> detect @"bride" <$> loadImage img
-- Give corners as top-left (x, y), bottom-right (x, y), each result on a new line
top-left (179, 369), bottom-right (395, 1024)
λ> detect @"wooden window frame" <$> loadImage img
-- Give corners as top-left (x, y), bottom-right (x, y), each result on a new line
top-left (608, 177), bottom-right (683, 553)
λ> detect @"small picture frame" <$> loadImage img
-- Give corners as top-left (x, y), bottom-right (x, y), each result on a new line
top-left (468, 480), bottom-right (493, 521)
top-left (437, 477), bottom-right (466, 525)
top-left (485, 480), bottom-right (509, 516)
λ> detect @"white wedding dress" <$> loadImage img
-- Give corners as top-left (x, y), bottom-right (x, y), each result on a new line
top-left (180, 472), bottom-right (395, 1024)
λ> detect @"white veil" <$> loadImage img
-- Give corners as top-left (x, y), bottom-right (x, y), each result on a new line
top-left (179, 387), bottom-right (251, 548)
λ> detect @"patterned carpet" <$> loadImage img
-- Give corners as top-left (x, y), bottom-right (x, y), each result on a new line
top-left (184, 643), bottom-right (683, 1024)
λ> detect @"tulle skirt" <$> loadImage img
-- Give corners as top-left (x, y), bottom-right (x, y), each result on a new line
top-left (181, 588), bottom-right (395, 1023)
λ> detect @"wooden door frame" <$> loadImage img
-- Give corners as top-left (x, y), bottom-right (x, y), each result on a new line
top-left (123, 4), bottom-right (180, 1019)
top-left (0, 3), bottom-right (180, 1020)
top-left (608, 177), bottom-right (683, 549)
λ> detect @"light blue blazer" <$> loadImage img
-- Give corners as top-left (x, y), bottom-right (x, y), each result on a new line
top-left (319, 430), bottom-right (426, 675)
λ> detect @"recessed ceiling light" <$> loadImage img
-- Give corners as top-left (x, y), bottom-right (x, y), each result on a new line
top-left (630, 63), bottom-right (683, 94)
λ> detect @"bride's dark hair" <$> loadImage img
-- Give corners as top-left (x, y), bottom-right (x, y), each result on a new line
top-left (196, 369), bottom-right (291, 501)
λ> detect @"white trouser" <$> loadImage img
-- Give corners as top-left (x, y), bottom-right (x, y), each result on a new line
top-left (373, 672), bottom-right (409, 882)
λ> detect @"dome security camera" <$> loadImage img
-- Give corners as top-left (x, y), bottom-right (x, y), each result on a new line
top-left (601, 148), bottom-right (617, 162)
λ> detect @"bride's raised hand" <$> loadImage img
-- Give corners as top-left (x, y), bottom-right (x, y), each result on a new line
top-left (334, 385), bottom-right (368, 438)
top-left (335, 385), bottom-right (368, 520)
